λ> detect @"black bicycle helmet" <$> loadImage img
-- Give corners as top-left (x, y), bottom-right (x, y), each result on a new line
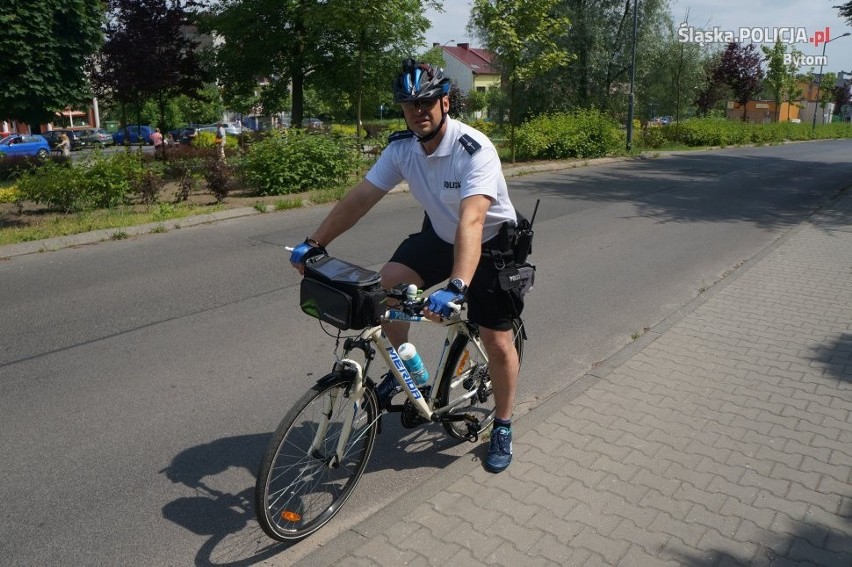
top-left (393, 59), bottom-right (451, 103)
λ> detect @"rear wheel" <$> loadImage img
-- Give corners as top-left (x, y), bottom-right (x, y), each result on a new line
top-left (255, 373), bottom-right (379, 541)
top-left (437, 318), bottom-right (525, 440)
top-left (36, 148), bottom-right (49, 159)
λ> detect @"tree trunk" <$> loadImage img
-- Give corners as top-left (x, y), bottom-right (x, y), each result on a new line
top-left (356, 38), bottom-right (364, 144)
top-left (509, 79), bottom-right (516, 163)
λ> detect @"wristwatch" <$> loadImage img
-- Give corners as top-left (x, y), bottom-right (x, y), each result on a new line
top-left (448, 277), bottom-right (467, 296)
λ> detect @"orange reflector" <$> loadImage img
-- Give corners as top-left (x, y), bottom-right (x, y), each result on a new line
top-left (455, 350), bottom-right (470, 375)
top-left (281, 510), bottom-right (301, 522)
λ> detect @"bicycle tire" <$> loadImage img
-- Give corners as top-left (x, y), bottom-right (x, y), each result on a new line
top-left (437, 318), bottom-right (525, 440)
top-left (255, 373), bottom-right (379, 541)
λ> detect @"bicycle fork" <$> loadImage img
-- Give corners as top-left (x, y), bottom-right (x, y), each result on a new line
top-left (309, 360), bottom-right (368, 468)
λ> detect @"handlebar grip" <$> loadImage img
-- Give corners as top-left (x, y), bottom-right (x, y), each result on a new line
top-left (447, 300), bottom-right (462, 314)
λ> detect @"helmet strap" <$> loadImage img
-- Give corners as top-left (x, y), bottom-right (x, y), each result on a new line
top-left (412, 96), bottom-right (448, 144)
top-left (414, 111), bottom-right (446, 144)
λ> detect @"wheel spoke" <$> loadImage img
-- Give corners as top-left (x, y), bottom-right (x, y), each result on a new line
top-left (255, 377), bottom-right (378, 541)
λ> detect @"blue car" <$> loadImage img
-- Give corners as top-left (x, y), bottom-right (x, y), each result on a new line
top-left (0, 134), bottom-right (51, 159)
top-left (112, 125), bottom-right (154, 145)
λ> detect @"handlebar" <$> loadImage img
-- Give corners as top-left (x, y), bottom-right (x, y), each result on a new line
top-left (383, 283), bottom-right (463, 323)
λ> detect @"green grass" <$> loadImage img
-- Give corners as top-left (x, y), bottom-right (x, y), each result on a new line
top-left (310, 186), bottom-right (348, 204)
top-left (274, 198), bottom-right (303, 211)
top-left (0, 203), bottom-right (224, 246)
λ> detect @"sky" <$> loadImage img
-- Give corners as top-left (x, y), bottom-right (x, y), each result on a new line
top-left (423, 1), bottom-right (852, 75)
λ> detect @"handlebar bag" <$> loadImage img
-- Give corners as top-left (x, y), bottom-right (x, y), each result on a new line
top-left (300, 255), bottom-right (384, 330)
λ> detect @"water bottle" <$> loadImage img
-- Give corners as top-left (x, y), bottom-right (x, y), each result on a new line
top-left (398, 343), bottom-right (429, 386)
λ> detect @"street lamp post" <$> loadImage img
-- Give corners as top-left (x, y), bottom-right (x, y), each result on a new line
top-left (626, 0), bottom-right (639, 151)
top-left (811, 32), bottom-right (851, 131)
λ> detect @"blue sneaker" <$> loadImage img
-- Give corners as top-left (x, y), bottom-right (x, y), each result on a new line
top-left (485, 426), bottom-right (512, 473)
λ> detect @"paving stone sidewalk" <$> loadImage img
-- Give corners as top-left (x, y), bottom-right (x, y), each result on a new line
top-left (301, 192), bottom-right (852, 565)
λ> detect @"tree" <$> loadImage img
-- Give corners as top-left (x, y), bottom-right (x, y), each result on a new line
top-left (320, 0), bottom-right (437, 138)
top-left (0, 0), bottom-right (104, 127)
top-left (818, 71), bottom-right (838, 123)
top-left (716, 42), bottom-right (764, 121)
top-left (469, 0), bottom-right (572, 161)
top-left (534, 0), bottom-right (669, 114)
top-left (762, 40), bottom-right (787, 122)
top-left (693, 50), bottom-right (730, 117)
top-left (836, 1), bottom-right (852, 24)
top-left (465, 89), bottom-right (489, 119)
top-left (641, 11), bottom-right (707, 131)
top-left (204, 0), bottom-right (437, 131)
top-left (90, 0), bottom-right (207, 132)
top-left (782, 51), bottom-right (805, 122)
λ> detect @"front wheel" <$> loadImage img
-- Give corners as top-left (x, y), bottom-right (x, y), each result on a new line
top-left (438, 318), bottom-right (525, 440)
top-left (255, 373), bottom-right (379, 541)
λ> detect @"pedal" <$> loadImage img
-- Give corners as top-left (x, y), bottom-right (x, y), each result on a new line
top-left (464, 414), bottom-right (480, 443)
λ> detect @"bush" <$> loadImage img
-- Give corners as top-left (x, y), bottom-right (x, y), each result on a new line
top-left (0, 185), bottom-right (21, 203)
top-left (515, 110), bottom-right (622, 160)
top-left (239, 130), bottom-right (358, 196)
top-left (16, 160), bottom-right (84, 211)
top-left (0, 154), bottom-right (66, 181)
top-left (16, 151), bottom-right (144, 211)
top-left (659, 118), bottom-right (852, 147)
top-left (160, 144), bottom-right (211, 180)
top-left (204, 158), bottom-right (233, 202)
top-left (135, 168), bottom-right (165, 205)
top-left (175, 169), bottom-right (197, 202)
top-left (641, 126), bottom-right (667, 149)
top-left (663, 118), bottom-right (748, 147)
top-left (330, 123), bottom-right (357, 137)
top-left (363, 123), bottom-right (387, 139)
top-left (465, 118), bottom-right (498, 138)
top-left (83, 152), bottom-right (145, 208)
top-left (193, 130), bottom-right (239, 149)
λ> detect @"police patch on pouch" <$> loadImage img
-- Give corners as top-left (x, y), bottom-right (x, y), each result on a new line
top-left (458, 134), bottom-right (481, 155)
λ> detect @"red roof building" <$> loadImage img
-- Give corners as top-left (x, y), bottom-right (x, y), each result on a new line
top-left (440, 43), bottom-right (501, 95)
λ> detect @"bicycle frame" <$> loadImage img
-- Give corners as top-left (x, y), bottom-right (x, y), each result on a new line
top-left (314, 308), bottom-right (485, 465)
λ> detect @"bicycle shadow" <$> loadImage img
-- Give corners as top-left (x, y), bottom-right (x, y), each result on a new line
top-left (160, 415), bottom-right (481, 565)
top-left (159, 433), bottom-right (282, 566)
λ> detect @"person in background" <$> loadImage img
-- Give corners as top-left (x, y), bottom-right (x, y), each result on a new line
top-left (57, 132), bottom-right (71, 158)
top-left (215, 122), bottom-right (226, 161)
top-left (150, 128), bottom-right (164, 157)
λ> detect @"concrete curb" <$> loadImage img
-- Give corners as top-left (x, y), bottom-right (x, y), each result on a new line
top-left (0, 206), bottom-right (261, 259)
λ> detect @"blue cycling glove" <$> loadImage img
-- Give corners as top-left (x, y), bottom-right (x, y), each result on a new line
top-left (426, 288), bottom-right (465, 318)
top-left (290, 239), bottom-right (326, 264)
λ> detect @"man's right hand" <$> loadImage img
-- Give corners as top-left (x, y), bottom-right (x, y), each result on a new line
top-left (289, 240), bottom-right (326, 274)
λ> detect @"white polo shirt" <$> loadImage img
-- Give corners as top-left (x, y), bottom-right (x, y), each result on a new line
top-left (366, 117), bottom-right (516, 244)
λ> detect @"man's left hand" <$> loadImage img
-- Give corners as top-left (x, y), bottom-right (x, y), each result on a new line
top-left (425, 287), bottom-right (464, 319)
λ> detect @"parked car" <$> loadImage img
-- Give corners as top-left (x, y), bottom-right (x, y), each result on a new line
top-left (79, 128), bottom-right (115, 147)
top-left (222, 122), bottom-right (242, 136)
top-left (0, 134), bottom-right (51, 158)
top-left (41, 130), bottom-right (64, 149)
top-left (195, 122), bottom-right (242, 136)
top-left (113, 125), bottom-right (154, 145)
top-left (42, 129), bottom-right (86, 150)
top-left (302, 117), bottom-right (324, 130)
top-left (167, 124), bottom-right (201, 144)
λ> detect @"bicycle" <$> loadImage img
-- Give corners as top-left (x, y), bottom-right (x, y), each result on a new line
top-left (254, 255), bottom-right (526, 542)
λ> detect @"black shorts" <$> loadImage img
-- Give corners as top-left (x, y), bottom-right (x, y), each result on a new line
top-left (388, 222), bottom-right (523, 331)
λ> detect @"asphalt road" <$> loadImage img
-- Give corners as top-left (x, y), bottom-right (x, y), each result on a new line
top-left (1, 141), bottom-right (850, 565)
